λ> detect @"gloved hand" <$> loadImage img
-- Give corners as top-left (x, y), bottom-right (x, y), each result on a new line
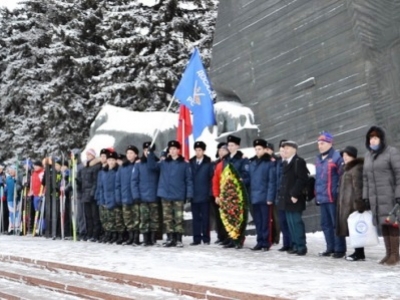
top-left (363, 199), bottom-right (371, 210)
top-left (396, 198), bottom-right (400, 205)
top-left (185, 198), bottom-right (192, 204)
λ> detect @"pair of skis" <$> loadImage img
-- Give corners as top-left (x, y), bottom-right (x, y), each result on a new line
top-left (32, 186), bottom-right (45, 237)
top-left (59, 153), bottom-right (67, 240)
top-left (0, 186), bottom-right (3, 234)
top-left (14, 153), bottom-right (77, 240)
top-left (21, 159), bottom-right (30, 236)
top-left (70, 153), bottom-right (78, 242)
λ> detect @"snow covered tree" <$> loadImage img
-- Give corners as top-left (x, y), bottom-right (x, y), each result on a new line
top-left (0, 0), bottom-right (218, 160)
top-left (92, 0), bottom-right (218, 111)
top-left (0, 0), bottom-right (106, 157)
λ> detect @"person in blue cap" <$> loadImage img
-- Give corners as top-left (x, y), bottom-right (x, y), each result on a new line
top-left (315, 132), bottom-right (346, 258)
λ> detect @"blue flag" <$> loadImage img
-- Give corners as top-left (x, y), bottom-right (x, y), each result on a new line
top-left (174, 48), bottom-right (215, 140)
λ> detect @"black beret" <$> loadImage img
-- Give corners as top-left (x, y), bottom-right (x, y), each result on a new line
top-left (100, 148), bottom-right (110, 156)
top-left (143, 141), bottom-right (156, 151)
top-left (217, 142), bottom-right (226, 149)
top-left (107, 151), bottom-right (118, 160)
top-left (167, 140), bottom-right (181, 149)
top-left (266, 142), bottom-right (274, 151)
top-left (126, 145), bottom-right (139, 155)
top-left (340, 146), bottom-right (358, 159)
top-left (194, 141), bottom-right (206, 151)
top-left (253, 139), bottom-right (267, 148)
top-left (227, 135), bottom-right (241, 145)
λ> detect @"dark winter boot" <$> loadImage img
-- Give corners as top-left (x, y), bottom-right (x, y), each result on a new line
top-left (221, 238), bottom-right (231, 246)
top-left (132, 231), bottom-right (141, 246)
top-left (379, 224), bottom-right (391, 264)
top-left (176, 233), bottom-right (183, 248)
top-left (108, 232), bottom-right (118, 244)
top-left (100, 232), bottom-right (110, 243)
top-left (223, 239), bottom-right (235, 249)
top-left (150, 231), bottom-right (157, 246)
top-left (163, 233), bottom-right (176, 247)
top-left (385, 226), bottom-right (400, 265)
top-left (123, 231), bottom-right (134, 245)
top-left (346, 248), bottom-right (365, 261)
top-left (116, 232), bottom-right (124, 245)
top-left (143, 232), bottom-right (151, 246)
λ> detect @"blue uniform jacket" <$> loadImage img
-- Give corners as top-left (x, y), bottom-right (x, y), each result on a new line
top-left (147, 152), bottom-right (193, 201)
top-left (222, 151), bottom-right (250, 187)
top-left (248, 154), bottom-right (276, 204)
top-left (99, 165), bottom-right (119, 209)
top-left (115, 160), bottom-right (137, 205)
top-left (315, 147), bottom-right (343, 204)
top-left (131, 155), bottom-right (160, 203)
top-left (5, 175), bottom-right (22, 203)
top-left (189, 155), bottom-right (213, 203)
top-left (95, 166), bottom-right (106, 205)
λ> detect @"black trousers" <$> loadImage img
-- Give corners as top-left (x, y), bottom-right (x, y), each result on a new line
top-left (0, 199), bottom-right (9, 233)
top-left (84, 201), bottom-right (101, 239)
top-left (210, 198), bottom-right (228, 241)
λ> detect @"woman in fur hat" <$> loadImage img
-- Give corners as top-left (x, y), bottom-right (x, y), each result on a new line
top-left (336, 146), bottom-right (365, 261)
top-left (363, 126), bottom-right (400, 265)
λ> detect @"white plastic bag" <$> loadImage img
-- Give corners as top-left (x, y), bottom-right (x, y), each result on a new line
top-left (347, 211), bottom-right (379, 248)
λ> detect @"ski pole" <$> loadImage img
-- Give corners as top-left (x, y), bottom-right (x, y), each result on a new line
top-left (0, 187), bottom-right (3, 234)
top-left (71, 153), bottom-right (77, 242)
top-left (33, 185), bottom-right (44, 236)
top-left (22, 158), bottom-right (29, 236)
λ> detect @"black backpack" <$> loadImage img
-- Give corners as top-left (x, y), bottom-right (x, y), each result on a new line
top-left (295, 158), bottom-right (316, 202)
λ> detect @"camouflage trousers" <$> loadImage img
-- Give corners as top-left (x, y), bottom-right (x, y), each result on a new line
top-left (114, 206), bottom-right (124, 232)
top-left (140, 202), bottom-right (160, 233)
top-left (162, 200), bottom-right (184, 234)
top-left (100, 206), bottom-right (115, 232)
top-left (99, 206), bottom-right (107, 230)
top-left (122, 204), bottom-right (140, 231)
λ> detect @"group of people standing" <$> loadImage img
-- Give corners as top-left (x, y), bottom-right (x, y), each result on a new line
top-left (1, 125), bottom-right (399, 266)
top-left (316, 126), bottom-right (400, 265)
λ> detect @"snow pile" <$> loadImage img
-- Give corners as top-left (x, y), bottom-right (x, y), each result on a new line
top-left (0, 232), bottom-right (399, 299)
top-left (84, 101), bottom-right (260, 159)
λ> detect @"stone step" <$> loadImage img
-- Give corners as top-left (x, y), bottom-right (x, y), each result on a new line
top-left (0, 278), bottom-right (82, 300)
top-left (0, 254), bottom-right (277, 300)
top-left (0, 260), bottom-right (196, 300)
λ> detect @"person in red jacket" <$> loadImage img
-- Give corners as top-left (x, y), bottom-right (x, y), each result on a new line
top-left (212, 143), bottom-right (229, 245)
top-left (30, 160), bottom-right (44, 213)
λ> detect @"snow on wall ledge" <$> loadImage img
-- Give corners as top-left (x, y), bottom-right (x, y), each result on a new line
top-left (84, 101), bottom-right (259, 159)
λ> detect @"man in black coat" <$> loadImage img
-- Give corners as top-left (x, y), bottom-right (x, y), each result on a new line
top-left (189, 141), bottom-right (213, 245)
top-left (278, 141), bottom-right (309, 256)
top-left (77, 149), bottom-right (101, 241)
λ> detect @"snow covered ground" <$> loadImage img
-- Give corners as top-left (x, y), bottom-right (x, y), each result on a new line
top-left (0, 232), bottom-right (398, 299)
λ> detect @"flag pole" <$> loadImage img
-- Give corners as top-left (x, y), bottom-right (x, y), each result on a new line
top-left (150, 96), bottom-right (176, 149)
top-left (182, 117), bottom-right (185, 159)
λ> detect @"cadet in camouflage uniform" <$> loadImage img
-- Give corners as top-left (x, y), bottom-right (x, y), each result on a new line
top-left (131, 142), bottom-right (160, 246)
top-left (98, 150), bottom-right (119, 244)
top-left (116, 145), bottom-right (140, 245)
top-left (147, 140), bottom-right (193, 247)
top-left (96, 148), bottom-right (110, 243)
